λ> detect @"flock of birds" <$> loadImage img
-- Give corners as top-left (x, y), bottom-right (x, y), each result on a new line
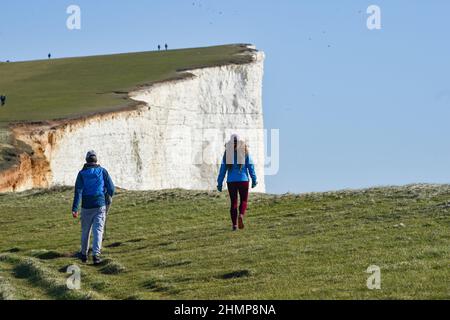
top-left (191, 0), bottom-right (237, 25)
top-left (187, 1), bottom-right (368, 49)
top-left (0, 4), bottom-right (370, 64)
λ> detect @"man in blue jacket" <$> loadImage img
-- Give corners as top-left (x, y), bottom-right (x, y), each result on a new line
top-left (72, 150), bottom-right (115, 265)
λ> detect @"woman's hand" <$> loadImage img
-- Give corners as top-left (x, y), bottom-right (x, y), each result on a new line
top-left (252, 180), bottom-right (258, 189)
top-left (217, 185), bottom-right (223, 192)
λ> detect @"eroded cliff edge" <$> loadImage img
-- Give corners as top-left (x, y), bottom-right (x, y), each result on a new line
top-left (0, 48), bottom-right (266, 193)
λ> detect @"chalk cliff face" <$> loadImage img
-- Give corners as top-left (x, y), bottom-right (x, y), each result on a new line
top-left (3, 50), bottom-right (266, 193)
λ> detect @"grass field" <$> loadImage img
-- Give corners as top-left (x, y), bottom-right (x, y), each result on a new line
top-left (0, 184), bottom-right (449, 300)
top-left (0, 44), bottom-right (254, 168)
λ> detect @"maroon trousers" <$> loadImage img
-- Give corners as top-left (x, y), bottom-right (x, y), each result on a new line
top-left (227, 181), bottom-right (250, 227)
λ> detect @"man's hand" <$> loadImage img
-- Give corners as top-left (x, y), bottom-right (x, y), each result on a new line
top-left (72, 211), bottom-right (79, 219)
top-left (252, 180), bottom-right (258, 189)
top-left (217, 185), bottom-right (223, 192)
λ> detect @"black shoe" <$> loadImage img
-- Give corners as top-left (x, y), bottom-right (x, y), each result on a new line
top-left (93, 255), bottom-right (103, 265)
top-left (80, 253), bottom-right (88, 263)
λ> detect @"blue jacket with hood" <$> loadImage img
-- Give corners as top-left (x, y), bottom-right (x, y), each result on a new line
top-left (217, 151), bottom-right (257, 186)
top-left (72, 163), bottom-right (115, 212)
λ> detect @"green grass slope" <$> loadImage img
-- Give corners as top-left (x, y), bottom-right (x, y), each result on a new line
top-left (0, 44), bottom-right (254, 168)
top-left (0, 44), bottom-right (253, 126)
top-left (0, 185), bottom-right (449, 300)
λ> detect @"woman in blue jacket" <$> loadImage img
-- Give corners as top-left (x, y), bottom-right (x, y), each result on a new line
top-left (217, 135), bottom-right (258, 231)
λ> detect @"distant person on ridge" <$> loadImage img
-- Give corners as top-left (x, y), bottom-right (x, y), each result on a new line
top-left (48, 53), bottom-right (51, 59)
top-left (0, 95), bottom-right (6, 106)
top-left (158, 44), bottom-right (161, 51)
top-left (72, 150), bottom-right (115, 265)
top-left (217, 134), bottom-right (258, 231)
top-left (165, 43), bottom-right (168, 50)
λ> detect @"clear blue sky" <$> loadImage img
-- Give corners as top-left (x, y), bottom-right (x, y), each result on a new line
top-left (1, 0), bottom-right (450, 194)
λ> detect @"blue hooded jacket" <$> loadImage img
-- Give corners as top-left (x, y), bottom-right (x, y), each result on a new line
top-left (217, 152), bottom-right (257, 185)
top-left (72, 164), bottom-right (115, 212)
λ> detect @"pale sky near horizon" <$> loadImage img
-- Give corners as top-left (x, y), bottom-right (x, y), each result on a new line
top-left (1, 0), bottom-right (450, 194)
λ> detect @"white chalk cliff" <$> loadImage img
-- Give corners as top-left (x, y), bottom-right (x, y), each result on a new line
top-left (4, 48), bottom-right (266, 193)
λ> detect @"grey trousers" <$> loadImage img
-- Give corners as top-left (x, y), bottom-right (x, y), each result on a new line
top-left (80, 206), bottom-right (106, 256)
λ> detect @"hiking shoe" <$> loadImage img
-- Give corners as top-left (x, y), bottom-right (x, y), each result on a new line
top-left (76, 252), bottom-right (87, 263)
top-left (232, 226), bottom-right (238, 231)
top-left (93, 255), bottom-right (103, 265)
top-left (80, 254), bottom-right (88, 263)
top-left (238, 215), bottom-right (245, 230)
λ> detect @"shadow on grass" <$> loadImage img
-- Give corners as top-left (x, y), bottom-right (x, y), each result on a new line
top-left (32, 250), bottom-right (65, 260)
top-left (105, 238), bottom-right (145, 249)
top-left (153, 259), bottom-right (192, 268)
top-left (142, 277), bottom-right (180, 295)
top-left (219, 269), bottom-right (252, 280)
top-left (105, 242), bottom-right (123, 248)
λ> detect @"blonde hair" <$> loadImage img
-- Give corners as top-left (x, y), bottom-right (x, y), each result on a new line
top-left (223, 135), bottom-right (249, 171)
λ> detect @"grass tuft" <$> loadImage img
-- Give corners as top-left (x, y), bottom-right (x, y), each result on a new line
top-left (0, 277), bottom-right (15, 300)
top-left (10, 256), bottom-right (102, 300)
top-left (143, 277), bottom-right (180, 295)
top-left (124, 294), bottom-right (145, 300)
top-left (100, 259), bottom-right (127, 275)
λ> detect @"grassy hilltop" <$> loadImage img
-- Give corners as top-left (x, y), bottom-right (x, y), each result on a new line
top-left (0, 44), bottom-right (254, 169)
top-left (0, 185), bottom-right (449, 300)
top-left (0, 44), bottom-right (253, 126)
